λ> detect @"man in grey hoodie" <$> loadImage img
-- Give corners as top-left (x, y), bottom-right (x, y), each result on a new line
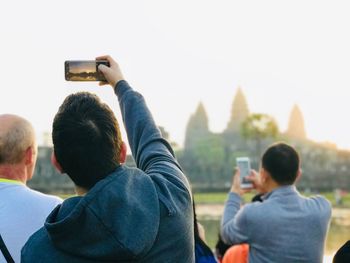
top-left (22, 56), bottom-right (194, 263)
top-left (221, 142), bottom-right (331, 263)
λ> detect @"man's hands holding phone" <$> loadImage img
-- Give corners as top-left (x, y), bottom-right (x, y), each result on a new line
top-left (96, 55), bottom-right (125, 88)
top-left (230, 169), bottom-right (264, 196)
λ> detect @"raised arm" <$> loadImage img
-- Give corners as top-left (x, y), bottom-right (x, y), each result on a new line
top-left (98, 56), bottom-right (190, 192)
top-left (220, 169), bottom-right (251, 245)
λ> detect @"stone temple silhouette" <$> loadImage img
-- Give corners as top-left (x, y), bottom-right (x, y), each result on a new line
top-left (184, 87), bottom-right (307, 151)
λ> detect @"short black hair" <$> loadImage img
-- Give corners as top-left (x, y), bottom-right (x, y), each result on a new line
top-left (52, 92), bottom-right (122, 189)
top-left (262, 142), bottom-right (300, 185)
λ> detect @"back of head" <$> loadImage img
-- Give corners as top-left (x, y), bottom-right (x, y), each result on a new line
top-left (52, 92), bottom-right (122, 189)
top-left (262, 142), bottom-right (300, 185)
top-left (0, 114), bottom-right (35, 165)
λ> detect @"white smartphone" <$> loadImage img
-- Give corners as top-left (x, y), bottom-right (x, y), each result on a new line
top-left (236, 157), bottom-right (253, 189)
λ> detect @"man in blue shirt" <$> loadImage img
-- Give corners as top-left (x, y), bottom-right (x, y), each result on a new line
top-left (0, 115), bottom-right (61, 263)
top-left (221, 142), bottom-right (331, 263)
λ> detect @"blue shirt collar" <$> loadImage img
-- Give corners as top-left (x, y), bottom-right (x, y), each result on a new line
top-left (262, 185), bottom-right (298, 200)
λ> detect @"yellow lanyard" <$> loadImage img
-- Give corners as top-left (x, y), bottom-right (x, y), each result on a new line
top-left (0, 178), bottom-right (24, 185)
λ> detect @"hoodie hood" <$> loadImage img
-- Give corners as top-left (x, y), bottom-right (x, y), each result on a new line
top-left (45, 166), bottom-right (160, 261)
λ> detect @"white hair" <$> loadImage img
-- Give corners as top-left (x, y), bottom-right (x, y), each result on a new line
top-left (0, 115), bottom-right (35, 164)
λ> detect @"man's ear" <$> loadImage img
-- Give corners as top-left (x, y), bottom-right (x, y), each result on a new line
top-left (295, 168), bottom-right (302, 183)
top-left (119, 142), bottom-right (127, 164)
top-left (24, 146), bottom-right (35, 166)
top-left (259, 167), bottom-right (266, 183)
top-left (51, 152), bottom-right (64, 174)
top-left (260, 167), bottom-right (272, 185)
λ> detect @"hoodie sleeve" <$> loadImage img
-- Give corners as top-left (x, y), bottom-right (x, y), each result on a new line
top-left (114, 80), bottom-right (191, 193)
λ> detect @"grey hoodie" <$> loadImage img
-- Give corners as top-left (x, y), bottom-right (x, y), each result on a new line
top-left (21, 81), bottom-right (194, 263)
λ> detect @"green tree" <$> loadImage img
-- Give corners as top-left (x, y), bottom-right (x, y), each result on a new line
top-left (241, 113), bottom-right (279, 158)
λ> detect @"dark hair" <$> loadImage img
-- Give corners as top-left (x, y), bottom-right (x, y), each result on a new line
top-left (262, 142), bottom-right (300, 185)
top-left (215, 234), bottom-right (231, 260)
top-left (52, 92), bottom-right (122, 189)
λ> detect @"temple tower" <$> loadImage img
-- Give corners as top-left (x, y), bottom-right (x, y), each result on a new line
top-left (286, 104), bottom-right (307, 139)
top-left (226, 87), bottom-right (250, 133)
top-left (184, 102), bottom-right (209, 150)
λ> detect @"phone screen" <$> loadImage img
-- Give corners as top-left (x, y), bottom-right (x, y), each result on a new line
top-left (236, 157), bottom-right (252, 188)
top-left (65, 60), bottom-right (109, 81)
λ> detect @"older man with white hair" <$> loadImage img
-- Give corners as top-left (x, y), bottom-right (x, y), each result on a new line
top-left (0, 114), bottom-right (62, 263)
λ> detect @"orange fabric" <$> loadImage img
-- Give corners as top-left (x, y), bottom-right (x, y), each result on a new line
top-left (222, 244), bottom-right (249, 263)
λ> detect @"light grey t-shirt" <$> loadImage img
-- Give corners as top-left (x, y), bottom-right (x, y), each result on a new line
top-left (221, 186), bottom-right (332, 263)
top-left (0, 180), bottom-right (62, 263)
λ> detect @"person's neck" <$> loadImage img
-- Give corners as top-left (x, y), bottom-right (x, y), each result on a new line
top-left (0, 164), bottom-right (27, 184)
top-left (264, 181), bottom-right (281, 194)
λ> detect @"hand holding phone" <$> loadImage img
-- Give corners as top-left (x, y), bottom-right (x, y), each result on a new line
top-left (95, 55), bottom-right (125, 87)
top-left (236, 157), bottom-right (253, 189)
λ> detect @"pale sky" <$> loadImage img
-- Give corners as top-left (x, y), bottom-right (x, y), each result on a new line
top-left (1, 0), bottom-right (350, 150)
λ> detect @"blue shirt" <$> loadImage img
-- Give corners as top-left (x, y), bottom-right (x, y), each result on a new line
top-left (221, 186), bottom-right (331, 263)
top-left (0, 180), bottom-right (62, 263)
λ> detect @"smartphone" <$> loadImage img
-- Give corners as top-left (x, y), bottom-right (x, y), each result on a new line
top-left (64, 60), bottom-right (110, 81)
top-left (236, 157), bottom-right (252, 189)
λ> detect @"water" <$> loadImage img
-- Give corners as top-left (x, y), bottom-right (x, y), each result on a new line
top-left (198, 218), bottom-right (350, 260)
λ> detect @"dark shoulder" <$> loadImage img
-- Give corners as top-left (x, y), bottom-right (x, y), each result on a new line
top-left (21, 227), bottom-right (49, 260)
